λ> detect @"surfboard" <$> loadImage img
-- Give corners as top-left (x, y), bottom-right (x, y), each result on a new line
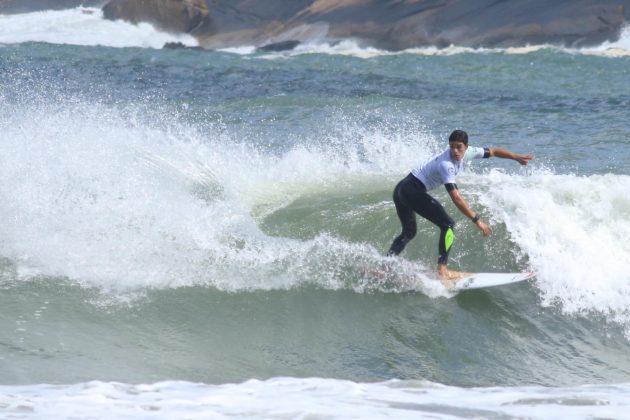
top-left (443, 271), bottom-right (536, 292)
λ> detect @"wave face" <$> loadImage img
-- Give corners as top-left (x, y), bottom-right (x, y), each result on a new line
top-left (1, 19), bottom-right (630, 417)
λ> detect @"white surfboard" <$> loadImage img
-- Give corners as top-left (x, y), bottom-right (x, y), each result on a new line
top-left (444, 271), bottom-right (536, 292)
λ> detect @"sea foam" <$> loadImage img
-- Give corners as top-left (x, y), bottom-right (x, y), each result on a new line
top-left (1, 378), bottom-right (629, 419)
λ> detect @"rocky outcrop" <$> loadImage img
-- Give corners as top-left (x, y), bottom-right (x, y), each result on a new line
top-left (189, 0), bottom-right (628, 50)
top-left (362, 0), bottom-right (629, 49)
top-left (102, 0), bottom-right (210, 34)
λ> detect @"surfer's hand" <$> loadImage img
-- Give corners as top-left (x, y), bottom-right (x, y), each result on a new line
top-left (476, 220), bottom-right (492, 237)
top-left (515, 154), bottom-right (534, 165)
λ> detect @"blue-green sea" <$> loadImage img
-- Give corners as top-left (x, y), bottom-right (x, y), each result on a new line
top-left (1, 7), bottom-right (630, 419)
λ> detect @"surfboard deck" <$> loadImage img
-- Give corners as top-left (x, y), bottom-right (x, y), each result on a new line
top-left (443, 271), bottom-right (536, 292)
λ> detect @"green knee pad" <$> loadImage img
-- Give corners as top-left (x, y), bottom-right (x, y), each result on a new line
top-left (444, 227), bottom-right (454, 251)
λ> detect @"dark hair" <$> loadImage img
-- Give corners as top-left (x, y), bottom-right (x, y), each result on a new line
top-left (448, 129), bottom-right (468, 145)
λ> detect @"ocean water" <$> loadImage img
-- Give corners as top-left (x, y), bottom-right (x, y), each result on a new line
top-left (1, 7), bottom-right (630, 419)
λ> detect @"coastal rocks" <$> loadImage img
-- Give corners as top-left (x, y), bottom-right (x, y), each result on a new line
top-left (375, 1), bottom-right (629, 49)
top-left (193, 0), bottom-right (630, 50)
top-left (102, 0), bottom-right (210, 34)
top-left (268, 0), bottom-right (629, 49)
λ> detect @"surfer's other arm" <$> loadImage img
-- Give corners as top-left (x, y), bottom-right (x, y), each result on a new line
top-left (445, 184), bottom-right (492, 237)
top-left (487, 148), bottom-right (534, 165)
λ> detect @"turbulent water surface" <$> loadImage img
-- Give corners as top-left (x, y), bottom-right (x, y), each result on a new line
top-left (1, 7), bottom-right (630, 419)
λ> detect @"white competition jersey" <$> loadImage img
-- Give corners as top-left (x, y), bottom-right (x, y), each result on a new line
top-left (411, 146), bottom-right (486, 191)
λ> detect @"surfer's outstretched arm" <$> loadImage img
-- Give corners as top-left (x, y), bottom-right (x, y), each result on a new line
top-left (446, 186), bottom-right (492, 237)
top-left (487, 148), bottom-right (534, 165)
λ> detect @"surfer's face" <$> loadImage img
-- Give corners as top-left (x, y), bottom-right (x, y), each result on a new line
top-left (449, 141), bottom-right (468, 161)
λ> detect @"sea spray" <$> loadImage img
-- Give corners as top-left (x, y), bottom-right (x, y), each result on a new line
top-left (0, 88), bottom-right (442, 295)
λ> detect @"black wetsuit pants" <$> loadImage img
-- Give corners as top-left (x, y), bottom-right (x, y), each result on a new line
top-left (387, 173), bottom-right (455, 264)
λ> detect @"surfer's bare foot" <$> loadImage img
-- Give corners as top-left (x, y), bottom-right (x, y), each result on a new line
top-left (438, 271), bottom-right (462, 280)
top-left (438, 264), bottom-right (454, 280)
top-left (438, 270), bottom-right (472, 291)
top-left (438, 265), bottom-right (472, 281)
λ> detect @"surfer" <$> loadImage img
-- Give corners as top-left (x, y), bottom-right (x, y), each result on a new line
top-left (387, 129), bottom-right (534, 280)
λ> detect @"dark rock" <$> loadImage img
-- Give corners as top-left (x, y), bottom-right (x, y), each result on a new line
top-left (162, 41), bottom-right (204, 51)
top-left (257, 40), bottom-right (300, 52)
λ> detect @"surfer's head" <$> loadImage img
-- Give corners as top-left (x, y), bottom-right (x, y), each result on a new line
top-left (448, 129), bottom-right (469, 161)
top-left (448, 129), bottom-right (468, 145)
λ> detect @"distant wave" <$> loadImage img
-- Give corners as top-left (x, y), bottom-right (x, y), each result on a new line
top-left (254, 26), bottom-right (630, 58)
top-left (0, 7), bottom-right (197, 49)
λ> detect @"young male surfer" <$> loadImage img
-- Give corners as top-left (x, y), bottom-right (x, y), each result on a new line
top-left (387, 129), bottom-right (534, 280)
